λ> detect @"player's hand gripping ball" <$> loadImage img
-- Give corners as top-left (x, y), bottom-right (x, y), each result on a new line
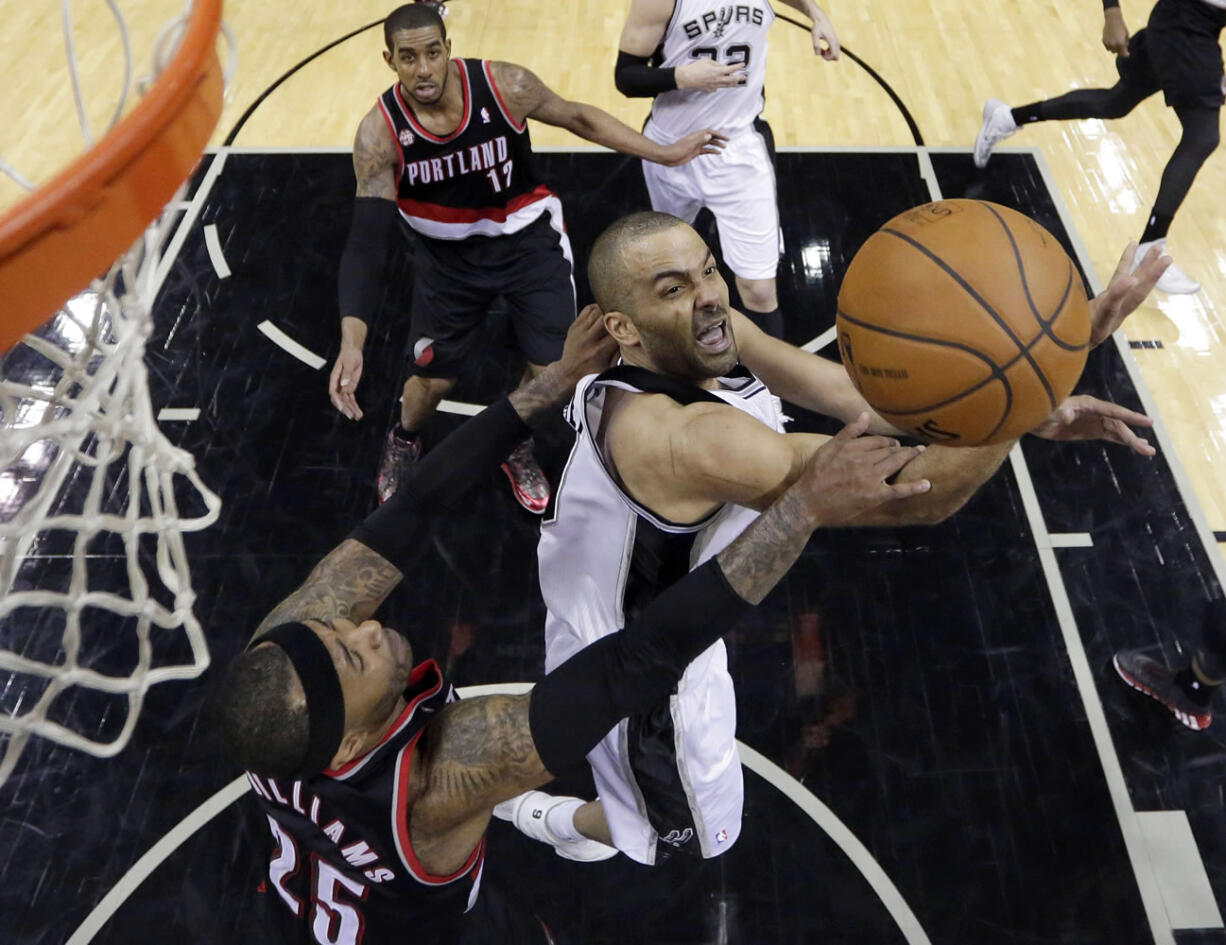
top-left (835, 199), bottom-right (1089, 446)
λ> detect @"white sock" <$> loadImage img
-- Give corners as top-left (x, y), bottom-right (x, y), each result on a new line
top-left (542, 798), bottom-right (586, 843)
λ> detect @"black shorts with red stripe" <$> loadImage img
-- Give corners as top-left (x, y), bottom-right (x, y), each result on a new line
top-left (406, 209), bottom-right (576, 378)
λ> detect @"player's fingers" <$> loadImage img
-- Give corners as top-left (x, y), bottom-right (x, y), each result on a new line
top-left (1082, 397), bottom-right (1153, 426)
top-left (1112, 241), bottom-right (1138, 282)
top-left (832, 412), bottom-right (872, 442)
top-left (874, 443), bottom-right (925, 479)
top-left (884, 477), bottom-right (932, 499)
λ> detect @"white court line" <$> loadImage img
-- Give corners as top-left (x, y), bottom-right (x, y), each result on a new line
top-left (1136, 810), bottom-right (1223, 929)
top-left (150, 150), bottom-right (229, 293)
top-left (437, 399), bottom-right (485, 417)
top-left (800, 325), bottom-right (837, 353)
top-left (157, 407), bottom-right (201, 422)
top-left (67, 683), bottom-right (929, 945)
top-left (1048, 532), bottom-right (1094, 548)
top-left (920, 161), bottom-right (1175, 945)
top-left (64, 776), bottom-right (250, 945)
top-left (202, 223), bottom-right (231, 279)
top-left (257, 321), bottom-right (326, 370)
top-left (1031, 153), bottom-right (1226, 590)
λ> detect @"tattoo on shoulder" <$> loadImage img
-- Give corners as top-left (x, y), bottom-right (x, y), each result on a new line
top-left (252, 540), bottom-right (402, 639)
top-left (354, 109), bottom-right (398, 200)
top-left (488, 61), bottom-right (543, 117)
top-left (422, 695), bottom-right (545, 810)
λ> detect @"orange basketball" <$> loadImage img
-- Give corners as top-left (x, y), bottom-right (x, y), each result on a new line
top-left (835, 199), bottom-right (1090, 446)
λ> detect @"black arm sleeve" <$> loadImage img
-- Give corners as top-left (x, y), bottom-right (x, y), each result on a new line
top-left (528, 558), bottom-right (751, 775)
top-left (614, 49), bottom-right (678, 98)
top-left (347, 398), bottom-right (531, 566)
top-left (1102, 0), bottom-right (1119, 8)
top-left (337, 197), bottom-right (398, 323)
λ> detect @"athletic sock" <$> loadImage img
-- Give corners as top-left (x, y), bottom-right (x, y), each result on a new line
top-left (745, 306), bottom-right (783, 339)
top-left (1010, 103), bottom-right (1044, 125)
top-left (542, 798), bottom-right (586, 843)
top-left (1140, 212), bottom-right (1173, 244)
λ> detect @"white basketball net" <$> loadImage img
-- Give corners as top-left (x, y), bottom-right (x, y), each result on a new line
top-left (0, 0), bottom-right (235, 787)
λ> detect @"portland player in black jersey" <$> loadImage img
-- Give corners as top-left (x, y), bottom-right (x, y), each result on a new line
top-left (218, 308), bottom-right (927, 944)
top-left (974, 0), bottom-right (1225, 294)
top-left (328, 3), bottom-right (723, 511)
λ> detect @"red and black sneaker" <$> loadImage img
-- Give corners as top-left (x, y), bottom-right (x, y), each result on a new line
top-left (500, 438), bottom-right (550, 515)
top-left (376, 426), bottom-right (422, 504)
top-left (1113, 649), bottom-right (1213, 731)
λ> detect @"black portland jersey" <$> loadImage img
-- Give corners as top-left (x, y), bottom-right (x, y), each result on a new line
top-left (247, 660), bottom-right (485, 945)
top-left (376, 58), bottom-right (554, 240)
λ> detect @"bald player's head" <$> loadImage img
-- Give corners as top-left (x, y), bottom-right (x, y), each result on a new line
top-left (587, 211), bottom-right (689, 317)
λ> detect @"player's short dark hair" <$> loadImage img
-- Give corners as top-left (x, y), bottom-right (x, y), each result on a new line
top-left (214, 646), bottom-right (309, 779)
top-left (384, 3), bottom-right (447, 50)
top-left (587, 211), bottom-right (686, 317)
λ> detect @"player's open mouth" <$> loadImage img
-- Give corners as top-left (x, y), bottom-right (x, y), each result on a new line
top-left (696, 319), bottom-right (730, 354)
top-left (416, 82), bottom-right (437, 96)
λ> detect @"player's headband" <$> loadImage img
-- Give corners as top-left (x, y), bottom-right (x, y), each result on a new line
top-left (256, 622), bottom-right (347, 778)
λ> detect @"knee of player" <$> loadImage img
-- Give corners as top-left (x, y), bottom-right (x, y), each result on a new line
top-left (736, 279), bottom-right (777, 313)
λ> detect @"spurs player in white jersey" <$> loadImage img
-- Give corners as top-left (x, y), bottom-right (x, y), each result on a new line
top-left (615, 0), bottom-right (841, 339)
top-left (496, 211), bottom-right (1166, 865)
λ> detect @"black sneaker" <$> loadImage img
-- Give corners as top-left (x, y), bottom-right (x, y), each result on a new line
top-left (376, 427), bottom-right (421, 503)
top-left (1113, 649), bottom-right (1213, 731)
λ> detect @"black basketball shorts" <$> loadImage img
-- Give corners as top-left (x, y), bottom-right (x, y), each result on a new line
top-left (406, 208), bottom-right (576, 378)
top-left (1119, 0), bottom-right (1226, 110)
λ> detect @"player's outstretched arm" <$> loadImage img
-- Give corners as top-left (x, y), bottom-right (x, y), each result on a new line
top-left (407, 417), bottom-right (925, 873)
top-left (330, 107), bottom-right (401, 421)
top-left (775, 0), bottom-right (841, 60)
top-left (487, 61), bottom-right (727, 166)
top-left (255, 312), bottom-right (615, 641)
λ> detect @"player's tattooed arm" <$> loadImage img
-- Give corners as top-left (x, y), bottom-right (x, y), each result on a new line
top-left (251, 540), bottom-right (403, 642)
top-left (352, 106), bottom-right (398, 200)
top-left (507, 304), bottom-right (616, 421)
top-left (407, 694), bottom-right (548, 873)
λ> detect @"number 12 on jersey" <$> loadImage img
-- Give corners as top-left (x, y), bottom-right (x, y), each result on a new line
top-left (485, 160), bottom-right (513, 193)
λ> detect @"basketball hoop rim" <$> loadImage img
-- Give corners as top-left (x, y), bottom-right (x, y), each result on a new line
top-left (0, 0), bottom-right (224, 354)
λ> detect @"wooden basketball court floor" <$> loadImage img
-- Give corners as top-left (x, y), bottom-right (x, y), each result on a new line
top-left (2, 2), bottom-right (1226, 944)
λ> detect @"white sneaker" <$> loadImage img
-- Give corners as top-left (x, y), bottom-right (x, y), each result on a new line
top-left (492, 791), bottom-right (618, 862)
top-left (973, 98), bottom-right (1017, 168)
top-left (1134, 239), bottom-right (1200, 294)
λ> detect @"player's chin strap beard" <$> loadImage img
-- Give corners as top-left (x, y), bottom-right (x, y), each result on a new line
top-left (253, 623), bottom-right (347, 778)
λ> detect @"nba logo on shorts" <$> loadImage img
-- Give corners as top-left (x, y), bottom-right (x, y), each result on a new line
top-left (399, 129), bottom-right (414, 147)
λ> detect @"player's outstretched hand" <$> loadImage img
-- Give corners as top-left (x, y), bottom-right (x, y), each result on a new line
top-left (329, 345), bottom-right (365, 421)
top-left (559, 304), bottom-right (619, 384)
top-left (1088, 241), bottom-right (1171, 347)
top-left (660, 129), bottom-right (729, 166)
top-left (1102, 8), bottom-right (1130, 57)
top-left (794, 413), bottom-right (931, 526)
top-left (675, 58), bottom-right (746, 93)
top-left (1029, 395), bottom-right (1156, 456)
top-left (810, 9), bottom-right (841, 60)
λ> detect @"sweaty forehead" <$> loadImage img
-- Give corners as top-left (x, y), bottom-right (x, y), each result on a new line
top-left (626, 226), bottom-right (712, 281)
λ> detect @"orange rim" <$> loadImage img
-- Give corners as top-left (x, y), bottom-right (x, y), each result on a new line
top-left (0, 0), bottom-right (224, 354)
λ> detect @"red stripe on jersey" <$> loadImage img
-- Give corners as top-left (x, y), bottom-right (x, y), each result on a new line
top-left (323, 660), bottom-right (445, 780)
top-left (392, 731), bottom-right (487, 885)
top-left (397, 184), bottom-right (551, 224)
top-left (393, 59), bottom-right (472, 143)
top-left (482, 61), bottom-right (526, 133)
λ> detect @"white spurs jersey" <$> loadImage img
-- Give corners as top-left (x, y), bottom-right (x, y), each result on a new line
top-left (644, 0), bottom-right (775, 143)
top-left (538, 364), bottom-right (786, 863)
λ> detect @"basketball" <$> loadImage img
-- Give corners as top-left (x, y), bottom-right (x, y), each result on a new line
top-left (835, 199), bottom-right (1090, 446)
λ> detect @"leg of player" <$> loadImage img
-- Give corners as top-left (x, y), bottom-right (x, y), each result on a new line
top-left (735, 274), bottom-right (783, 340)
top-left (1114, 597), bottom-right (1226, 730)
top-left (500, 363), bottom-right (553, 515)
top-left (376, 374), bottom-right (456, 503)
top-left (1133, 103), bottom-right (1219, 294)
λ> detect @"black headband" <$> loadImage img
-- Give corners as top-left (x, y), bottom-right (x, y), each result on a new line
top-left (256, 622), bottom-right (347, 778)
